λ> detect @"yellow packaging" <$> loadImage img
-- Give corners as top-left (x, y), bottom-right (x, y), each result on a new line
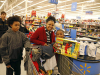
top-left (54, 38), bottom-right (80, 59)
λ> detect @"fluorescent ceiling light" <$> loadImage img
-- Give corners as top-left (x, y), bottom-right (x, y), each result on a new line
top-left (86, 0), bottom-right (95, 2)
top-left (27, 0), bottom-right (46, 8)
top-left (14, 8), bottom-right (25, 13)
top-left (12, 0), bottom-right (25, 9)
top-left (58, 0), bottom-right (66, 3)
top-left (0, 1), bottom-right (4, 2)
top-left (28, 1), bottom-right (33, 3)
top-left (37, 6), bottom-right (42, 8)
top-left (7, 0), bottom-right (25, 12)
top-left (0, 0), bottom-right (6, 9)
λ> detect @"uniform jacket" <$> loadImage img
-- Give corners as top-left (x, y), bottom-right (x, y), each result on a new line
top-left (0, 18), bottom-right (8, 38)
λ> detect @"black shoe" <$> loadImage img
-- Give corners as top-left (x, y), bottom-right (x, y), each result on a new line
top-left (0, 61), bottom-right (3, 64)
top-left (21, 57), bottom-right (23, 60)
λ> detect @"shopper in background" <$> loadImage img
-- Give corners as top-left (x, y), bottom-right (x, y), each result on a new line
top-left (0, 15), bottom-right (30, 75)
top-left (19, 17), bottom-right (29, 33)
top-left (19, 17), bottom-right (29, 60)
top-left (30, 16), bottom-right (56, 74)
top-left (0, 11), bottom-right (8, 63)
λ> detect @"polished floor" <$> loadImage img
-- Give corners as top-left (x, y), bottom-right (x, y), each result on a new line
top-left (0, 49), bottom-right (27, 75)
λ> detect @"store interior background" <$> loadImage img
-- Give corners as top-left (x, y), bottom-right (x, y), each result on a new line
top-left (0, 0), bottom-right (100, 75)
top-left (0, 0), bottom-right (100, 20)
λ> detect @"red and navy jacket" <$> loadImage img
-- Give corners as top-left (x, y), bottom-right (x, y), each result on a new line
top-left (30, 26), bottom-right (55, 45)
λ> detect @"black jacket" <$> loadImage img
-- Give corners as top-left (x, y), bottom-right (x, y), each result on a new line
top-left (0, 18), bottom-right (8, 38)
top-left (19, 24), bottom-right (29, 33)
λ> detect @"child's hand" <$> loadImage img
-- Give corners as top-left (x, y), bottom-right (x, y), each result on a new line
top-left (6, 65), bottom-right (11, 68)
top-left (78, 52), bottom-right (80, 57)
top-left (44, 43), bottom-right (48, 46)
top-left (53, 43), bottom-right (57, 47)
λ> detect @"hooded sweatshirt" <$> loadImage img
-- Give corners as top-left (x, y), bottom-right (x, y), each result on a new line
top-left (0, 28), bottom-right (30, 65)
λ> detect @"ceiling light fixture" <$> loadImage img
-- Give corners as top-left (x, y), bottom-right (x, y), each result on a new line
top-left (0, 0), bottom-right (6, 9)
top-left (0, 1), bottom-right (4, 2)
top-left (27, 1), bottom-right (33, 3)
top-left (7, 0), bottom-right (25, 12)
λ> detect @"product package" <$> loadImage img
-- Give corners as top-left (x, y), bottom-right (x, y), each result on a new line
top-left (54, 38), bottom-right (80, 59)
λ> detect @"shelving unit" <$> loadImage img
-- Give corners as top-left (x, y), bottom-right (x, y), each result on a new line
top-left (63, 22), bottom-right (100, 40)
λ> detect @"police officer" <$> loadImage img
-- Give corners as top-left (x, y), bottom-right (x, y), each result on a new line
top-left (0, 11), bottom-right (8, 63)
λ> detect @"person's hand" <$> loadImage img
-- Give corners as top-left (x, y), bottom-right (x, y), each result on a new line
top-left (77, 52), bottom-right (80, 57)
top-left (53, 43), bottom-right (57, 47)
top-left (44, 43), bottom-right (48, 46)
top-left (6, 65), bottom-right (11, 68)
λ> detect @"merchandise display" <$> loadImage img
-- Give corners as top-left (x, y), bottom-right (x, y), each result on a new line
top-left (0, 0), bottom-right (100, 75)
top-left (54, 38), bottom-right (80, 59)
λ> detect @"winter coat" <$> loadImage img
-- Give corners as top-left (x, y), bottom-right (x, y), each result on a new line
top-left (30, 26), bottom-right (55, 45)
top-left (0, 28), bottom-right (30, 65)
top-left (0, 18), bottom-right (8, 38)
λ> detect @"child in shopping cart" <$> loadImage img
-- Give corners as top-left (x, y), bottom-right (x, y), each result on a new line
top-left (0, 15), bottom-right (30, 75)
top-left (55, 29), bottom-right (80, 75)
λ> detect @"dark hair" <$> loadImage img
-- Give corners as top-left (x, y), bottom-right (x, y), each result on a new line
top-left (7, 15), bottom-right (21, 28)
top-left (46, 16), bottom-right (56, 23)
top-left (56, 29), bottom-right (64, 34)
top-left (1, 11), bottom-right (6, 15)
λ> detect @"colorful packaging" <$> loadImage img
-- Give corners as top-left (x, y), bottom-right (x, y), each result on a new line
top-left (54, 38), bottom-right (80, 59)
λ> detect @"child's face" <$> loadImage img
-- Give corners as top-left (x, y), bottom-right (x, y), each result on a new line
top-left (56, 31), bottom-right (64, 38)
top-left (46, 20), bottom-right (54, 31)
top-left (10, 21), bottom-right (20, 32)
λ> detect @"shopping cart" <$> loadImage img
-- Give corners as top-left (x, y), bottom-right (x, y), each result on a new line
top-left (27, 54), bottom-right (39, 75)
top-left (57, 54), bottom-right (85, 75)
top-left (26, 46), bottom-right (84, 75)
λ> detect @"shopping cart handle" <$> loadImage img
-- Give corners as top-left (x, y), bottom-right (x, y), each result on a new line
top-left (25, 33), bottom-right (29, 35)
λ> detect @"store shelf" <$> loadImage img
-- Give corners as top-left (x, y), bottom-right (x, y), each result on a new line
top-left (82, 28), bottom-right (86, 29)
top-left (25, 20), bottom-right (34, 21)
top-left (34, 21), bottom-right (40, 23)
top-left (87, 36), bottom-right (100, 39)
top-left (77, 35), bottom-right (86, 37)
top-left (87, 25), bottom-right (100, 26)
top-left (33, 24), bottom-right (41, 26)
top-left (64, 33), bottom-right (69, 36)
top-left (71, 24), bottom-right (85, 26)
top-left (87, 28), bottom-right (95, 30)
top-left (77, 31), bottom-right (86, 33)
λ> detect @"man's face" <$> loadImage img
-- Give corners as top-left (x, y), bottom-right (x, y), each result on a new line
top-left (1, 13), bottom-right (6, 20)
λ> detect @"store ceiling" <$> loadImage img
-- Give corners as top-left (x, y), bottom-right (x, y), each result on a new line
top-left (0, 0), bottom-right (100, 18)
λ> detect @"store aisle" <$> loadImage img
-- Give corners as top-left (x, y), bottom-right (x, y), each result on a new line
top-left (0, 48), bottom-right (27, 75)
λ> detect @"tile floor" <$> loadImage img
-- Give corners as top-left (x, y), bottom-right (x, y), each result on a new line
top-left (0, 49), bottom-right (27, 75)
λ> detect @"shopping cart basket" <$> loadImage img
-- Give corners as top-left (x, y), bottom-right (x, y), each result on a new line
top-left (57, 54), bottom-right (85, 75)
top-left (26, 46), bottom-right (84, 75)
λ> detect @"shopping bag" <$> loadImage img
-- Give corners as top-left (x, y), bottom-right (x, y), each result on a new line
top-left (43, 55), bottom-right (57, 71)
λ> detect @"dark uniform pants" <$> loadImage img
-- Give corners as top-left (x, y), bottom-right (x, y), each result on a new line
top-left (6, 60), bottom-right (21, 75)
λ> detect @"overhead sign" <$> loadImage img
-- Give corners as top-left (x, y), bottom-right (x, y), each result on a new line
top-left (31, 10), bottom-right (36, 16)
top-left (48, 0), bottom-right (58, 4)
top-left (76, 16), bottom-right (81, 19)
top-left (86, 11), bottom-right (93, 15)
top-left (48, 12), bottom-right (51, 17)
top-left (98, 17), bottom-right (100, 19)
top-left (71, 2), bottom-right (77, 11)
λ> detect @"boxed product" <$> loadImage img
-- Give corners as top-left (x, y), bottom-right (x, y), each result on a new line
top-left (54, 38), bottom-right (80, 59)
